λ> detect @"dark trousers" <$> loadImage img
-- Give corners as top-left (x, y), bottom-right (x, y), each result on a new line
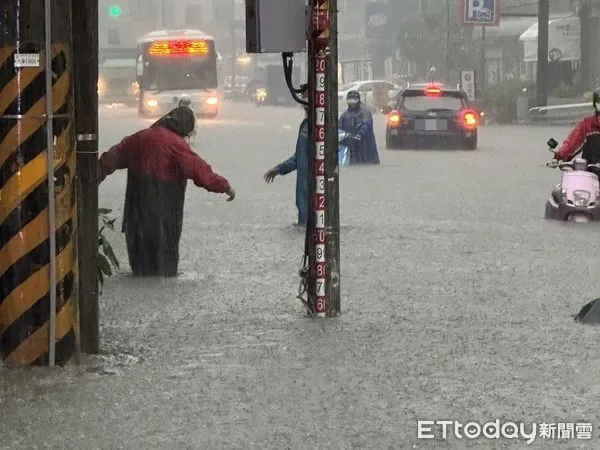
top-left (125, 227), bottom-right (180, 277)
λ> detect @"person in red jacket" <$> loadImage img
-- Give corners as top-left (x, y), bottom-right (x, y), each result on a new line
top-left (554, 89), bottom-right (600, 170)
top-left (99, 106), bottom-right (235, 277)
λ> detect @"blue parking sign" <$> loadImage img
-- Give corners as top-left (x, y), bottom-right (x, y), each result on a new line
top-left (461, 0), bottom-right (500, 26)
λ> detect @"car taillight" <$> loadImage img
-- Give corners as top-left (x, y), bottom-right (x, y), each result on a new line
top-left (388, 110), bottom-right (402, 125)
top-left (462, 110), bottom-right (478, 127)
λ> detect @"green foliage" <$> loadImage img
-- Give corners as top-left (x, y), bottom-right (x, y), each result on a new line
top-left (97, 208), bottom-right (120, 294)
top-left (482, 80), bottom-right (534, 124)
top-left (583, 91), bottom-right (595, 102)
top-left (397, 1), bottom-right (478, 80)
top-left (551, 82), bottom-right (578, 98)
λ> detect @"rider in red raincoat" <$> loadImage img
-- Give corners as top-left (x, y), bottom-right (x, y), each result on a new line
top-left (555, 88), bottom-right (600, 175)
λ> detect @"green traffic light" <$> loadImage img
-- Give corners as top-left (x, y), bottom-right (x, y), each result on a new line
top-left (109, 5), bottom-right (122, 17)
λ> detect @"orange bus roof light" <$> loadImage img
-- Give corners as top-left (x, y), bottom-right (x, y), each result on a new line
top-left (149, 40), bottom-right (209, 56)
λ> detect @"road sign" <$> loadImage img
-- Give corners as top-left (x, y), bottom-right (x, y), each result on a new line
top-left (460, 0), bottom-right (500, 26)
top-left (548, 48), bottom-right (563, 61)
top-left (461, 70), bottom-right (475, 101)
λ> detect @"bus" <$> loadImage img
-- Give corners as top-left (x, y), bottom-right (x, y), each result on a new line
top-left (136, 29), bottom-right (220, 118)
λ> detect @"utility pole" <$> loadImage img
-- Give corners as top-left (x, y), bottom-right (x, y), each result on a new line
top-left (578, 0), bottom-right (598, 91)
top-left (445, 0), bottom-right (450, 82)
top-left (479, 26), bottom-right (486, 96)
top-left (536, 0), bottom-right (549, 107)
top-left (324, 0), bottom-right (341, 315)
top-left (72, 0), bottom-right (100, 353)
top-left (579, 1), bottom-right (590, 91)
top-left (307, 0), bottom-right (340, 317)
top-left (159, 0), bottom-right (167, 28)
top-left (0, 0), bottom-right (79, 366)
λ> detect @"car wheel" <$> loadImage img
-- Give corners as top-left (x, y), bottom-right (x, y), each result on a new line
top-left (385, 133), bottom-right (393, 149)
top-left (386, 133), bottom-right (401, 150)
top-left (200, 112), bottom-right (218, 119)
top-left (464, 133), bottom-right (477, 150)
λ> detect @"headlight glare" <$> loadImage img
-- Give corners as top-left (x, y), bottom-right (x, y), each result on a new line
top-left (573, 190), bottom-right (591, 207)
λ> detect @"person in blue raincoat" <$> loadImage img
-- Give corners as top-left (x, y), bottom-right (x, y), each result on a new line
top-left (339, 90), bottom-right (380, 164)
top-left (264, 106), bottom-right (309, 227)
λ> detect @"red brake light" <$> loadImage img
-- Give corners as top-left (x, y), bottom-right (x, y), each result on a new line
top-left (388, 110), bottom-right (402, 125)
top-left (424, 87), bottom-right (442, 96)
top-left (149, 40), bottom-right (209, 56)
top-left (462, 110), bottom-right (478, 127)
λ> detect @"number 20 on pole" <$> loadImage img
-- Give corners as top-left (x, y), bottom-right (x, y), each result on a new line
top-left (316, 58), bottom-right (326, 72)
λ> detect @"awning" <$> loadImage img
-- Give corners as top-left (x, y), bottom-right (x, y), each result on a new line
top-left (519, 16), bottom-right (580, 62)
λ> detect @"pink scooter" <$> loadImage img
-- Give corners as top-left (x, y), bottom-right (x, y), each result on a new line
top-left (545, 138), bottom-right (600, 222)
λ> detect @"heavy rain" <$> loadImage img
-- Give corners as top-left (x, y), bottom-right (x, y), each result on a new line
top-left (2, 0), bottom-right (600, 448)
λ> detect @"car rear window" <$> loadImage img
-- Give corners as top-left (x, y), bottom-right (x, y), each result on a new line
top-left (400, 91), bottom-right (466, 111)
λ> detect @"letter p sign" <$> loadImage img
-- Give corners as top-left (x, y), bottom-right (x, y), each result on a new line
top-left (467, 0), bottom-right (484, 19)
top-left (462, 0), bottom-right (498, 26)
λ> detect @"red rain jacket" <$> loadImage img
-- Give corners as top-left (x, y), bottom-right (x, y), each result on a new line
top-left (99, 126), bottom-right (231, 193)
top-left (556, 115), bottom-right (600, 161)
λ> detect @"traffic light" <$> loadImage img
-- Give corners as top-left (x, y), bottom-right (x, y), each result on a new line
top-left (108, 5), bottom-right (122, 17)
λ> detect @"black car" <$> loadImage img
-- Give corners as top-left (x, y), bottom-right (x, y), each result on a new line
top-left (382, 84), bottom-right (478, 150)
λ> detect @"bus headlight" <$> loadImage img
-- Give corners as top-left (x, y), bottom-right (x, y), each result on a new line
top-left (205, 96), bottom-right (219, 105)
top-left (97, 78), bottom-right (106, 97)
top-left (146, 99), bottom-right (158, 108)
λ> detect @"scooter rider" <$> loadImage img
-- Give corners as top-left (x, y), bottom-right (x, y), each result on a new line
top-left (553, 88), bottom-right (600, 178)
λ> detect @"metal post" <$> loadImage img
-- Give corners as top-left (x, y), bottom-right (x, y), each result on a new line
top-left (44, 0), bottom-right (57, 367)
top-left (579, 1), bottom-right (591, 91)
top-left (445, 0), bottom-right (450, 83)
top-left (0, 0), bottom-right (79, 367)
top-left (536, 0), bottom-right (549, 107)
top-left (72, 0), bottom-right (100, 354)
top-left (159, 0), bottom-right (166, 28)
top-left (231, 0), bottom-right (237, 88)
top-left (308, 0), bottom-right (340, 318)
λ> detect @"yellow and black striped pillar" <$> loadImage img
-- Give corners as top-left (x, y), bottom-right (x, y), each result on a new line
top-left (0, 0), bottom-right (79, 366)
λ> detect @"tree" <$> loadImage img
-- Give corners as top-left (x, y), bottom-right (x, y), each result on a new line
top-left (397, 0), bottom-right (478, 81)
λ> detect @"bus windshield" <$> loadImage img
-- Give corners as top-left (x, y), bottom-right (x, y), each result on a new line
top-left (138, 39), bottom-right (218, 91)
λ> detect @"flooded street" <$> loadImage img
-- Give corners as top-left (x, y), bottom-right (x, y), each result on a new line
top-left (2, 102), bottom-right (600, 449)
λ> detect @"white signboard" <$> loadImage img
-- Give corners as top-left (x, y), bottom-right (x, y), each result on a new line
top-left (14, 53), bottom-right (40, 68)
top-left (461, 70), bottom-right (476, 101)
